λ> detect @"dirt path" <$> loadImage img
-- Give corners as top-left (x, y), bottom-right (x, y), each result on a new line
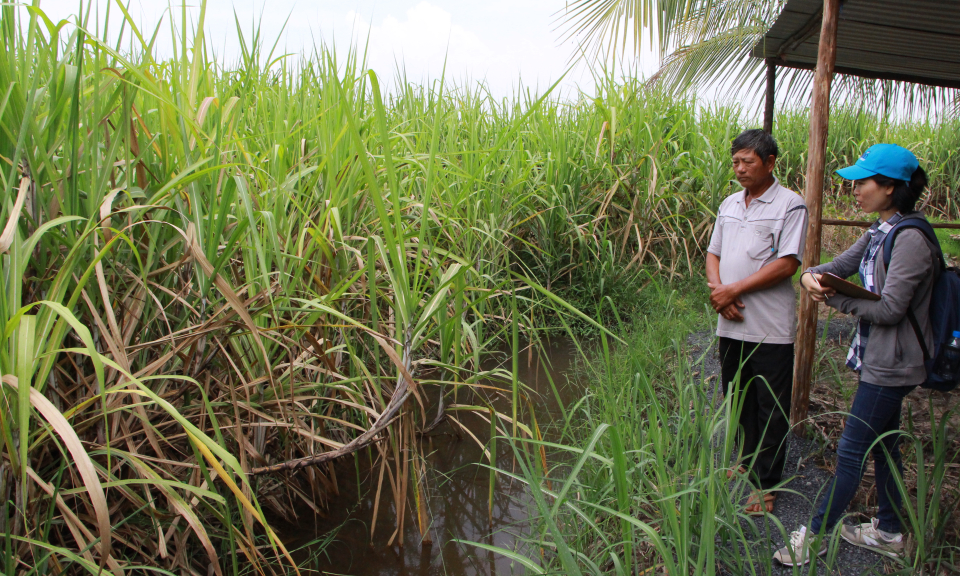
top-left (689, 317), bottom-right (893, 575)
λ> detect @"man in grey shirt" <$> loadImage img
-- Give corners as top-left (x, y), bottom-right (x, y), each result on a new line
top-left (706, 129), bottom-right (808, 514)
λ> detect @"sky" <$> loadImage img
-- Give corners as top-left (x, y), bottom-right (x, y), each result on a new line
top-left (27, 0), bottom-right (664, 100)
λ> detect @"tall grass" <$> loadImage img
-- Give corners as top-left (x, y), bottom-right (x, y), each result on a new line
top-left (776, 107), bottom-right (960, 219)
top-left (490, 284), bottom-right (959, 575)
top-left (1, 2), bottom-right (959, 573)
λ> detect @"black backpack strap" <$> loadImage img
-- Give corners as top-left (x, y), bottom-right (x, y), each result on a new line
top-left (906, 308), bottom-right (931, 362)
top-left (882, 216), bottom-right (941, 363)
top-left (882, 217), bottom-right (945, 270)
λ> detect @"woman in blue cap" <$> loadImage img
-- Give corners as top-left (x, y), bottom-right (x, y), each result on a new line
top-left (774, 144), bottom-right (941, 566)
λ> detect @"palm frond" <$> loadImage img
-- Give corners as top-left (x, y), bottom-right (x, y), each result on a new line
top-left (555, 0), bottom-right (705, 64)
top-left (561, 0), bottom-right (960, 116)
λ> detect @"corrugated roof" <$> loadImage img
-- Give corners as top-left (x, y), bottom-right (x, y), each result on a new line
top-left (753, 0), bottom-right (960, 89)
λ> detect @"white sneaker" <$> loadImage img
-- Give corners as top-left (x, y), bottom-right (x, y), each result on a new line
top-left (773, 526), bottom-right (828, 566)
top-left (840, 518), bottom-right (904, 558)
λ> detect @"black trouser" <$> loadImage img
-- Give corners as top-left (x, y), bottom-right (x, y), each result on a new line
top-left (718, 337), bottom-right (794, 490)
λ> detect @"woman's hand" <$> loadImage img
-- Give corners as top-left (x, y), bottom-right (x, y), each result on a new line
top-left (801, 272), bottom-right (836, 302)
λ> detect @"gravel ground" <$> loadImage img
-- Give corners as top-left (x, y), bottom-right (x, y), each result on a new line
top-left (687, 318), bottom-right (898, 575)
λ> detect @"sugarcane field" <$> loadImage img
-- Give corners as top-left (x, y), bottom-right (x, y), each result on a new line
top-left (1, 1), bottom-right (959, 575)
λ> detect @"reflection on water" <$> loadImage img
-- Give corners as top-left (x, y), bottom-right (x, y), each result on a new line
top-left (275, 338), bottom-right (583, 576)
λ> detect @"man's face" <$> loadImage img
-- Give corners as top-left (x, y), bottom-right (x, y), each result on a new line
top-left (731, 149), bottom-right (775, 193)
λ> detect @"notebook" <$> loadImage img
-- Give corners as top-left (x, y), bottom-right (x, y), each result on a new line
top-left (818, 272), bottom-right (881, 301)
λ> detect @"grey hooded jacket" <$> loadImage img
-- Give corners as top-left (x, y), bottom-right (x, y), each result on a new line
top-left (806, 216), bottom-right (939, 386)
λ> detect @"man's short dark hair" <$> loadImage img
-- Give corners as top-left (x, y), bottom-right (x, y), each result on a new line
top-left (731, 129), bottom-right (779, 160)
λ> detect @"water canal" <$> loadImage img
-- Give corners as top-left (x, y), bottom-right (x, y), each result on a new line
top-left (275, 338), bottom-right (585, 575)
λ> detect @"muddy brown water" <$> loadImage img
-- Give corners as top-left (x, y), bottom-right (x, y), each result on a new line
top-left (274, 338), bottom-right (585, 576)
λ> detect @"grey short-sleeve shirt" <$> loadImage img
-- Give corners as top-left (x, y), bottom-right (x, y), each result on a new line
top-left (707, 179), bottom-right (808, 344)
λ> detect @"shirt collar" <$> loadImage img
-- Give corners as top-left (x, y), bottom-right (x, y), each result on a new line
top-left (871, 212), bottom-right (903, 235)
top-left (736, 178), bottom-right (781, 205)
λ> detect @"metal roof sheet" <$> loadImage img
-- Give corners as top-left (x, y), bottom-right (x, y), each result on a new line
top-left (753, 0), bottom-right (960, 89)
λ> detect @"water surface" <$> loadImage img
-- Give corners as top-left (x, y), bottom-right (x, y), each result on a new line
top-left (276, 338), bottom-right (583, 576)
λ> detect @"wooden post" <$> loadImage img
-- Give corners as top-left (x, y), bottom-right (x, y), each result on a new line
top-left (792, 0), bottom-right (841, 428)
top-left (763, 58), bottom-right (776, 134)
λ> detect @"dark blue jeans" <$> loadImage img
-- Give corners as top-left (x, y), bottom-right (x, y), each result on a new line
top-left (811, 381), bottom-right (915, 534)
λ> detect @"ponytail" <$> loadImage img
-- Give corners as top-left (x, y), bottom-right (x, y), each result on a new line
top-left (872, 166), bottom-right (928, 213)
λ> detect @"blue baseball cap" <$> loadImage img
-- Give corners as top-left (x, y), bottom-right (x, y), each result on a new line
top-left (836, 143), bottom-right (918, 182)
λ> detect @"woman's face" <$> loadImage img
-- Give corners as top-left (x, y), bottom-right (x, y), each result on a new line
top-left (852, 178), bottom-right (895, 215)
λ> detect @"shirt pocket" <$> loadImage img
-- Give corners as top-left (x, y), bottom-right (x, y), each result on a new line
top-left (720, 218), bottom-right (739, 237)
top-left (746, 224), bottom-right (777, 260)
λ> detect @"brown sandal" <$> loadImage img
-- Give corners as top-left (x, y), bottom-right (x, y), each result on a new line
top-left (744, 491), bottom-right (776, 516)
top-left (726, 466), bottom-right (747, 479)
